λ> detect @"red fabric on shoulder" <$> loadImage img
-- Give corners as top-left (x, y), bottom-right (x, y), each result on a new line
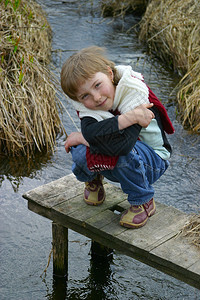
top-left (147, 86), bottom-right (175, 134)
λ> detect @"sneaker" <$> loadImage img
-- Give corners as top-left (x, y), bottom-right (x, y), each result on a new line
top-left (120, 198), bottom-right (156, 229)
top-left (84, 174), bottom-right (105, 206)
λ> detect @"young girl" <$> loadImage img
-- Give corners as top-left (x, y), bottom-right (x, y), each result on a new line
top-left (61, 46), bottom-right (174, 229)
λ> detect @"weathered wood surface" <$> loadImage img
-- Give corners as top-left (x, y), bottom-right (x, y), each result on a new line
top-left (52, 223), bottom-right (68, 277)
top-left (23, 174), bottom-right (200, 289)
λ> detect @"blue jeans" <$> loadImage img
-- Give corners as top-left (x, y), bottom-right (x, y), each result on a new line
top-left (71, 141), bottom-right (169, 206)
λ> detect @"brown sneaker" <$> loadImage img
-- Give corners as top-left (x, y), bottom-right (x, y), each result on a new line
top-left (120, 198), bottom-right (156, 229)
top-left (84, 174), bottom-right (105, 206)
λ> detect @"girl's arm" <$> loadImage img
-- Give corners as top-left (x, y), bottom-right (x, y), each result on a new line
top-left (118, 103), bottom-right (154, 130)
top-left (81, 103), bottom-right (154, 156)
top-left (81, 116), bottom-right (141, 156)
top-left (64, 131), bottom-right (89, 153)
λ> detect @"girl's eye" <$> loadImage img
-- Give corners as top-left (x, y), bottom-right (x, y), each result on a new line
top-left (82, 94), bottom-right (88, 100)
top-left (95, 82), bottom-right (101, 88)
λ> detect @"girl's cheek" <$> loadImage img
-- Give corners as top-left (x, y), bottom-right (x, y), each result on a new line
top-left (84, 101), bottom-right (93, 109)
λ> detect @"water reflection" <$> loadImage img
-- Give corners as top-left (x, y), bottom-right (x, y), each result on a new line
top-left (45, 241), bottom-right (115, 300)
top-left (86, 242), bottom-right (114, 300)
top-left (51, 276), bottom-right (68, 300)
top-left (0, 150), bottom-right (53, 192)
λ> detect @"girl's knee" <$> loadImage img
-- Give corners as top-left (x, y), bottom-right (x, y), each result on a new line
top-left (71, 145), bottom-right (86, 165)
top-left (71, 145), bottom-right (97, 182)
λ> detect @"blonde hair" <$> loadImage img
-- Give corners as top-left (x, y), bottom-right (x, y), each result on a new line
top-left (60, 46), bottom-right (119, 101)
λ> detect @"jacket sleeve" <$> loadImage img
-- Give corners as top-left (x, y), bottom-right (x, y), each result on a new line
top-left (81, 116), bottom-right (141, 156)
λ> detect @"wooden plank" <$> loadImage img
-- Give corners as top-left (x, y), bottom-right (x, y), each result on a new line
top-left (28, 201), bottom-right (54, 220)
top-left (52, 194), bottom-right (85, 215)
top-left (23, 174), bottom-right (84, 208)
top-left (90, 212), bottom-right (127, 238)
top-left (49, 209), bottom-right (200, 289)
top-left (86, 210), bottom-right (120, 230)
top-left (84, 200), bottom-right (170, 239)
top-left (52, 183), bottom-right (127, 227)
top-left (84, 208), bottom-right (200, 288)
top-left (23, 174), bottom-right (200, 289)
top-left (37, 187), bottom-right (84, 209)
top-left (81, 203), bottom-right (197, 281)
top-left (188, 260), bottom-right (200, 277)
top-left (115, 206), bottom-right (189, 252)
top-left (150, 235), bottom-right (200, 271)
top-left (83, 202), bottom-right (186, 254)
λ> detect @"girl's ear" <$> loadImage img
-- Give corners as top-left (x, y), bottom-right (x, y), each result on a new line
top-left (107, 66), bottom-right (114, 81)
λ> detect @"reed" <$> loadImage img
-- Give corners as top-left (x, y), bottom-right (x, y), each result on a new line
top-left (138, 0), bottom-right (200, 132)
top-left (0, 0), bottom-right (64, 157)
top-left (101, 0), bottom-right (146, 17)
top-left (101, 0), bottom-right (200, 132)
top-left (180, 214), bottom-right (200, 248)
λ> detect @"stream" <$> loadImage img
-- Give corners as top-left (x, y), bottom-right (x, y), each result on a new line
top-left (1, 0), bottom-right (200, 299)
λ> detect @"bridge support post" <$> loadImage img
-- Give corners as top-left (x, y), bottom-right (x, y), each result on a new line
top-left (52, 222), bottom-right (68, 277)
top-left (91, 240), bottom-right (113, 260)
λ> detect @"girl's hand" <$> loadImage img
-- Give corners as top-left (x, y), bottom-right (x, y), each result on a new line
top-left (118, 103), bottom-right (155, 130)
top-left (134, 103), bottom-right (155, 128)
top-left (64, 132), bottom-right (89, 153)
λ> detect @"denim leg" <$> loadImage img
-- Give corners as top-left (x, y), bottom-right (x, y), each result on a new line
top-left (70, 142), bottom-right (169, 206)
top-left (102, 141), bottom-right (169, 206)
top-left (70, 145), bottom-right (98, 182)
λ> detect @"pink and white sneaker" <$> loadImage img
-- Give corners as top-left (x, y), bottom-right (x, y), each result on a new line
top-left (120, 198), bottom-right (156, 229)
top-left (84, 174), bottom-right (105, 206)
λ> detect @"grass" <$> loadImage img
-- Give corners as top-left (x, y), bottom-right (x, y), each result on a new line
top-left (180, 214), bottom-right (200, 248)
top-left (0, 0), bottom-right (65, 157)
top-left (101, 0), bottom-right (200, 133)
top-left (139, 0), bottom-right (200, 132)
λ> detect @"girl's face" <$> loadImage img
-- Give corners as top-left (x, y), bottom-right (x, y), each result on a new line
top-left (76, 67), bottom-right (115, 111)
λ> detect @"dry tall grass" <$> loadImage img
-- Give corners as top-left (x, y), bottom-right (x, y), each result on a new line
top-left (101, 0), bottom-right (147, 17)
top-left (101, 0), bottom-right (200, 133)
top-left (180, 214), bottom-right (200, 248)
top-left (139, 0), bottom-right (200, 132)
top-left (0, 0), bottom-right (64, 157)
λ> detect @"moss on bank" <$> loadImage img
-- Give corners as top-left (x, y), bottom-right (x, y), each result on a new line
top-left (0, 0), bottom-right (64, 157)
top-left (102, 0), bottom-right (200, 133)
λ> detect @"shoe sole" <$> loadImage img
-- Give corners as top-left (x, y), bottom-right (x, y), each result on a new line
top-left (120, 217), bottom-right (148, 229)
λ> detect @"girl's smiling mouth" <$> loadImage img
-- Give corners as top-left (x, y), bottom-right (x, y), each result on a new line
top-left (97, 98), bottom-right (107, 107)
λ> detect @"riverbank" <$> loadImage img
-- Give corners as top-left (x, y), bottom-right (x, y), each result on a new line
top-left (0, 0), bottom-right (64, 157)
top-left (102, 0), bottom-right (200, 133)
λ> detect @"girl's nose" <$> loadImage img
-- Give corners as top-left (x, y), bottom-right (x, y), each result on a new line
top-left (93, 90), bottom-right (101, 102)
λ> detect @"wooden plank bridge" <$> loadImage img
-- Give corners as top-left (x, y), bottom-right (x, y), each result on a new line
top-left (23, 174), bottom-right (200, 289)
